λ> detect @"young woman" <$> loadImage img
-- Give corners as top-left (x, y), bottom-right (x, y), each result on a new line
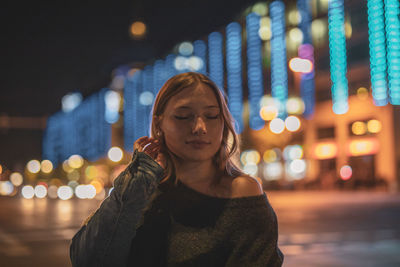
top-left (70, 72), bottom-right (283, 266)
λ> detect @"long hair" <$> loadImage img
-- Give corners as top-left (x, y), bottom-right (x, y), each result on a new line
top-left (150, 72), bottom-right (245, 183)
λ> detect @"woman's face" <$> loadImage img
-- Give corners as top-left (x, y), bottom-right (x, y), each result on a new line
top-left (159, 83), bottom-right (224, 163)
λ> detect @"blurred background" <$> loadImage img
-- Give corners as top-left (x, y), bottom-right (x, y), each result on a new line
top-left (1, 0), bottom-right (400, 266)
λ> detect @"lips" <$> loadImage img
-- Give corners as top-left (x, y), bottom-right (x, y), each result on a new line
top-left (186, 140), bottom-right (211, 149)
top-left (186, 140), bottom-right (211, 145)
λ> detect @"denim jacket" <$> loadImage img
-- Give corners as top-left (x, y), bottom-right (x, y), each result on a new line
top-left (70, 150), bottom-right (164, 267)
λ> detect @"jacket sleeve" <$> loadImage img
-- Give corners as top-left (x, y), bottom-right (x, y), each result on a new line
top-left (225, 194), bottom-right (284, 267)
top-left (70, 150), bottom-right (164, 267)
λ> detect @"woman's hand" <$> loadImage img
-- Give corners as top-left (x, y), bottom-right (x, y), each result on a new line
top-left (133, 136), bottom-right (166, 169)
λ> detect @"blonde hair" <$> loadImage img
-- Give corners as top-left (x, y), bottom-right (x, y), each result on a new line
top-left (150, 72), bottom-right (245, 183)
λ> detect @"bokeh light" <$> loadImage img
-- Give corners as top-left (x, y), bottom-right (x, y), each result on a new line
top-left (41, 160), bottom-right (53, 173)
top-left (340, 165), bottom-right (352, 180)
top-left (288, 9), bottom-right (301, 25)
top-left (47, 185), bottom-right (58, 199)
top-left (68, 155), bottom-right (84, 169)
top-left (34, 185), bottom-right (47, 198)
top-left (263, 162), bottom-right (283, 180)
top-left (21, 185), bottom-right (35, 199)
top-left (367, 119), bottom-right (382, 134)
top-left (263, 149), bottom-right (278, 163)
top-left (313, 142), bottom-right (338, 159)
top-left (0, 181), bottom-right (14, 196)
top-left (285, 116), bottom-right (301, 132)
top-left (62, 160), bottom-right (74, 173)
top-left (108, 147), bottom-right (123, 162)
top-left (57, 186), bottom-right (73, 200)
top-left (283, 145), bottom-right (303, 160)
top-left (252, 2), bottom-right (268, 16)
top-left (139, 91), bottom-right (154, 106)
top-left (10, 172), bottom-right (23, 186)
top-left (288, 27), bottom-right (303, 44)
top-left (85, 166), bottom-right (98, 180)
top-left (289, 57), bottom-right (313, 73)
top-left (130, 21), bottom-right (146, 38)
top-left (178, 42), bottom-right (194, 56)
top-left (75, 184), bottom-right (97, 199)
top-left (269, 118), bottom-right (285, 134)
top-left (27, 160), bottom-right (40, 174)
top-left (260, 106), bottom-right (278, 121)
top-left (356, 87), bottom-right (369, 100)
top-left (243, 163), bottom-right (258, 176)
top-left (286, 97), bottom-right (305, 114)
top-left (351, 121), bottom-right (367, 135)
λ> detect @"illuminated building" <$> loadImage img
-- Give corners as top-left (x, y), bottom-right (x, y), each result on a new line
top-left (40, 0), bottom-right (400, 192)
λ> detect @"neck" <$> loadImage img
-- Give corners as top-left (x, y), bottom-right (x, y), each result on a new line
top-left (173, 159), bottom-right (218, 187)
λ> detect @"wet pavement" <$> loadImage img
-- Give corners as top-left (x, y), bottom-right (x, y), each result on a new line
top-left (0, 190), bottom-right (399, 267)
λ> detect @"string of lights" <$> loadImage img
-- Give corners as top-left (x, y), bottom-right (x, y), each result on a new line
top-left (384, 0), bottom-right (400, 105)
top-left (208, 32), bottom-right (224, 90)
top-left (328, 0), bottom-right (349, 114)
top-left (297, 0), bottom-right (315, 118)
top-left (193, 40), bottom-right (207, 74)
top-left (367, 0), bottom-right (388, 106)
top-left (226, 22), bottom-right (244, 133)
top-left (270, 1), bottom-right (288, 118)
top-left (246, 12), bottom-right (265, 130)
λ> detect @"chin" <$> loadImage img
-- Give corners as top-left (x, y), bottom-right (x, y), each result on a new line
top-left (174, 148), bottom-right (218, 162)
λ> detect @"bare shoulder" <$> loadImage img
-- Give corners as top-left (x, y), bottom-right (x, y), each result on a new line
top-left (230, 175), bottom-right (264, 198)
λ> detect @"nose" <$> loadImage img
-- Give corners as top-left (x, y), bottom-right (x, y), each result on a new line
top-left (192, 116), bottom-right (207, 135)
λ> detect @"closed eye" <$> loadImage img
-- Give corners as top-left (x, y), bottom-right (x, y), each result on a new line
top-left (206, 115), bottom-right (219, 119)
top-left (174, 116), bottom-right (189, 120)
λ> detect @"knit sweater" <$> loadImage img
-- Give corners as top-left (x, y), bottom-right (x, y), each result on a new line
top-left (128, 179), bottom-right (283, 266)
top-left (70, 150), bottom-right (283, 267)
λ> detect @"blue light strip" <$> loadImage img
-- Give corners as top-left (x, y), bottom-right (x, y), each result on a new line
top-left (123, 73), bottom-right (136, 152)
top-left (270, 1), bottom-right (288, 118)
top-left (143, 65), bottom-right (154, 95)
top-left (153, 59), bottom-right (165, 94)
top-left (226, 22), bottom-right (244, 133)
top-left (384, 0), bottom-right (400, 105)
top-left (193, 40), bottom-right (207, 74)
top-left (297, 0), bottom-right (315, 118)
top-left (141, 70), bottom-right (152, 136)
top-left (165, 54), bottom-right (177, 80)
top-left (43, 89), bottom-right (111, 164)
top-left (367, 0), bottom-right (388, 106)
top-left (208, 32), bottom-right (224, 90)
top-left (328, 0), bottom-right (349, 114)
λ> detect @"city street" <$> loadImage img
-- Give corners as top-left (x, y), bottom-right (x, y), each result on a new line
top-left (0, 190), bottom-right (399, 267)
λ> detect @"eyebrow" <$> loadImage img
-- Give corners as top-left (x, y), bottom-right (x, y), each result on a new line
top-left (175, 105), bottom-right (219, 109)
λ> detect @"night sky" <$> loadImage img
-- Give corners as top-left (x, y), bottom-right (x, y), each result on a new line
top-left (0, 0), bottom-right (258, 169)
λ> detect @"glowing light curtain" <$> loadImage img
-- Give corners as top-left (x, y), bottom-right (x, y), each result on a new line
top-left (43, 89), bottom-right (111, 164)
top-left (297, 0), bottom-right (315, 118)
top-left (328, 0), bottom-right (349, 114)
top-left (208, 32), bottom-right (224, 90)
top-left (246, 12), bottom-right (265, 130)
top-left (384, 0), bottom-right (400, 104)
top-left (193, 40), bottom-right (207, 74)
top-left (124, 72), bottom-right (140, 151)
top-left (226, 22), bottom-right (244, 133)
top-left (270, 1), bottom-right (288, 118)
top-left (153, 59), bottom-right (166, 94)
top-left (165, 54), bottom-right (177, 80)
top-left (367, 0), bottom-right (388, 106)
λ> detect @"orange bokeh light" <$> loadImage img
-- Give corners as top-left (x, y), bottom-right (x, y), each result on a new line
top-left (313, 142), bottom-right (338, 159)
top-left (348, 138), bottom-right (379, 156)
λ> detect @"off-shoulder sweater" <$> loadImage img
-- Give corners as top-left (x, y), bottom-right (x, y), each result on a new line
top-left (70, 150), bottom-right (283, 267)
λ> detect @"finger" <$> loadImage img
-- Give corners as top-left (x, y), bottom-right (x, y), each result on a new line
top-left (134, 136), bottom-right (150, 151)
top-left (143, 142), bottom-right (160, 153)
